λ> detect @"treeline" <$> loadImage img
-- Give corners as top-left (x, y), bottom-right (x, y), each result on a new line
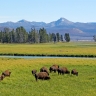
top-left (0, 26), bottom-right (70, 43)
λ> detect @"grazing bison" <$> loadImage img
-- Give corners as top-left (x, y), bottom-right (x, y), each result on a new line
top-left (58, 67), bottom-right (70, 75)
top-left (49, 64), bottom-right (59, 73)
top-left (35, 72), bottom-right (50, 81)
top-left (0, 75), bottom-right (5, 80)
top-left (32, 69), bottom-right (37, 75)
top-left (2, 70), bottom-right (11, 77)
top-left (40, 67), bottom-right (49, 75)
top-left (71, 69), bottom-right (78, 76)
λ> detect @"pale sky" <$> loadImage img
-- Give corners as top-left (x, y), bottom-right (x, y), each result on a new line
top-left (0, 0), bottom-right (96, 23)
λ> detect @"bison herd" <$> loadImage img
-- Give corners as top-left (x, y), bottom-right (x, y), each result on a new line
top-left (0, 64), bottom-right (78, 82)
top-left (32, 64), bottom-right (78, 81)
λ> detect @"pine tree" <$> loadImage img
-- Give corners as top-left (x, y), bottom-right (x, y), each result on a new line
top-left (64, 33), bottom-right (70, 42)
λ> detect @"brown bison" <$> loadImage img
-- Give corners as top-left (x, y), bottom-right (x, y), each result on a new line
top-left (32, 69), bottom-right (37, 75)
top-left (49, 64), bottom-right (59, 73)
top-left (58, 67), bottom-right (70, 75)
top-left (40, 67), bottom-right (49, 75)
top-left (2, 70), bottom-right (11, 77)
top-left (0, 75), bottom-right (5, 80)
top-left (71, 69), bottom-right (78, 76)
top-left (35, 72), bottom-right (50, 81)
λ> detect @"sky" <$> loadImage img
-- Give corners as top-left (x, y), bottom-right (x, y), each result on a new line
top-left (0, 0), bottom-right (96, 23)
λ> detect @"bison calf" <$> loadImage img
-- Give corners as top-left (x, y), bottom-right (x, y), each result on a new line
top-left (71, 69), bottom-right (78, 76)
top-left (2, 70), bottom-right (11, 77)
top-left (35, 72), bottom-right (50, 81)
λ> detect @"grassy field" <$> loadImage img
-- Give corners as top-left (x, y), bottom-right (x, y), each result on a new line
top-left (0, 58), bottom-right (96, 96)
top-left (0, 42), bottom-right (96, 96)
top-left (0, 42), bottom-right (96, 56)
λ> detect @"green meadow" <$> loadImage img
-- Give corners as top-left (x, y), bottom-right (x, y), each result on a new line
top-left (0, 42), bottom-right (96, 96)
top-left (0, 58), bottom-right (96, 96)
top-left (0, 41), bottom-right (96, 57)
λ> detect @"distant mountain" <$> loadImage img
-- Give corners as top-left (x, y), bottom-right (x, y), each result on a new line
top-left (0, 17), bottom-right (96, 40)
top-left (47, 18), bottom-right (73, 27)
top-left (18, 19), bottom-right (30, 23)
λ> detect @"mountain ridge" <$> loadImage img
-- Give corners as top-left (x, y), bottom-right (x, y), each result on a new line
top-left (0, 17), bottom-right (96, 38)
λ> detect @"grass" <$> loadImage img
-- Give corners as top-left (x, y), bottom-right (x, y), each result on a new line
top-left (0, 42), bottom-right (96, 57)
top-left (0, 42), bottom-right (96, 96)
top-left (0, 58), bottom-right (96, 96)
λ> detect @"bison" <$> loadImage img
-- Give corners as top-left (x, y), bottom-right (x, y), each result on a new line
top-left (71, 69), bottom-right (78, 76)
top-left (58, 67), bottom-right (70, 75)
top-left (49, 64), bottom-right (59, 73)
top-left (40, 66), bottom-right (49, 75)
top-left (0, 75), bottom-right (5, 80)
top-left (35, 72), bottom-right (50, 81)
top-left (32, 69), bottom-right (37, 75)
top-left (2, 70), bottom-right (11, 77)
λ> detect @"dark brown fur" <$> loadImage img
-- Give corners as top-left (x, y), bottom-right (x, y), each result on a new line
top-left (40, 67), bottom-right (49, 75)
top-left (32, 70), bottom-right (37, 75)
top-left (58, 67), bottom-right (70, 75)
top-left (35, 72), bottom-right (50, 81)
top-left (49, 64), bottom-right (59, 73)
top-left (0, 75), bottom-right (5, 80)
top-left (2, 70), bottom-right (11, 77)
top-left (71, 69), bottom-right (78, 76)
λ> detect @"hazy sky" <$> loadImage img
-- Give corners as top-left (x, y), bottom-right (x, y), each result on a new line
top-left (0, 0), bottom-right (96, 23)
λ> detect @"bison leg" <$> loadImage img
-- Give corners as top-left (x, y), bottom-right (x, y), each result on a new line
top-left (54, 70), bottom-right (56, 73)
top-left (76, 72), bottom-right (78, 76)
top-left (35, 74), bottom-right (38, 81)
top-left (58, 71), bottom-right (60, 75)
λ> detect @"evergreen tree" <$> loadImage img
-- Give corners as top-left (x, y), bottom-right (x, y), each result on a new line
top-left (56, 33), bottom-right (60, 42)
top-left (60, 35), bottom-right (63, 42)
top-left (39, 28), bottom-right (47, 43)
top-left (0, 26), bottom-right (64, 44)
top-left (51, 33), bottom-right (56, 43)
top-left (10, 29), bottom-right (15, 43)
top-left (93, 35), bottom-right (96, 42)
top-left (29, 28), bottom-right (39, 43)
top-left (15, 26), bottom-right (27, 43)
top-left (0, 31), bottom-right (3, 43)
top-left (3, 28), bottom-right (10, 43)
top-left (48, 33), bottom-right (53, 42)
top-left (64, 33), bottom-right (70, 42)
